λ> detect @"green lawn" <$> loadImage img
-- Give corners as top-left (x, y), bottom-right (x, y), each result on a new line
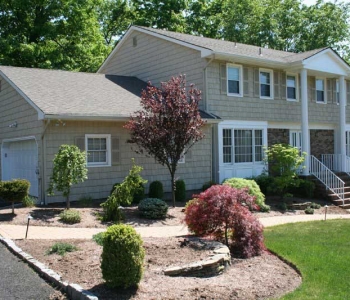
top-left (264, 220), bottom-right (350, 300)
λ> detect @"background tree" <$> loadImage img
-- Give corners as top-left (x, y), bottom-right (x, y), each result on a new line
top-left (48, 145), bottom-right (88, 209)
top-left (0, 0), bottom-right (110, 71)
top-left (125, 75), bottom-right (205, 207)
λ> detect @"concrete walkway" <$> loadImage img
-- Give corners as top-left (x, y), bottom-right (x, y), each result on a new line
top-left (0, 214), bottom-right (350, 240)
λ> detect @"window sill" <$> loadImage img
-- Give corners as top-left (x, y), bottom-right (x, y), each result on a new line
top-left (260, 96), bottom-right (274, 100)
top-left (87, 164), bottom-right (111, 168)
top-left (287, 98), bottom-right (299, 102)
top-left (316, 101), bottom-right (327, 104)
top-left (227, 93), bottom-right (243, 97)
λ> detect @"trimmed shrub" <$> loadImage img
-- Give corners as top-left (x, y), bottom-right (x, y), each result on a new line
top-left (148, 181), bottom-right (164, 199)
top-left (101, 224), bottom-right (145, 288)
top-left (59, 209), bottom-right (81, 224)
top-left (223, 178), bottom-right (269, 211)
top-left (310, 202), bottom-right (321, 209)
top-left (252, 174), bottom-right (275, 196)
top-left (288, 179), bottom-right (315, 198)
top-left (305, 207), bottom-right (314, 214)
top-left (184, 185), bottom-right (265, 257)
top-left (175, 179), bottom-right (186, 202)
top-left (22, 195), bottom-right (35, 207)
top-left (138, 198), bottom-right (168, 219)
top-left (92, 232), bottom-right (105, 246)
top-left (202, 180), bottom-right (216, 191)
top-left (0, 179), bottom-right (30, 214)
top-left (46, 242), bottom-right (77, 256)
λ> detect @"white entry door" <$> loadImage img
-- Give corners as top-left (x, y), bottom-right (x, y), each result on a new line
top-left (1, 139), bottom-right (39, 197)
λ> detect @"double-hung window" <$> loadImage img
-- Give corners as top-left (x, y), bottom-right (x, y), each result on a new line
top-left (287, 75), bottom-right (297, 101)
top-left (260, 69), bottom-right (273, 99)
top-left (227, 64), bottom-right (243, 96)
top-left (316, 79), bottom-right (325, 103)
top-left (222, 129), bottom-right (263, 164)
top-left (85, 134), bottom-right (111, 167)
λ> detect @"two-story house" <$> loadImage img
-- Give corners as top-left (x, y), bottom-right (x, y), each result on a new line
top-left (1, 25), bottom-right (350, 204)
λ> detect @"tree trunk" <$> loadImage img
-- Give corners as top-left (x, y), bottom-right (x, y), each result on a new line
top-left (12, 201), bottom-right (14, 214)
top-left (171, 173), bottom-right (176, 208)
top-left (66, 195), bottom-right (70, 210)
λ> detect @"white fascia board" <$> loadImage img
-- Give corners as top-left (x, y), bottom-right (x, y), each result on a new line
top-left (98, 26), bottom-right (212, 73)
top-left (204, 51), bottom-right (287, 68)
top-left (44, 114), bottom-right (129, 122)
top-left (0, 70), bottom-right (44, 120)
top-left (268, 121), bottom-right (336, 130)
top-left (219, 120), bottom-right (268, 128)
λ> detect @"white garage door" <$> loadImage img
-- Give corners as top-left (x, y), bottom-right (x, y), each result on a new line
top-left (1, 139), bottom-right (39, 197)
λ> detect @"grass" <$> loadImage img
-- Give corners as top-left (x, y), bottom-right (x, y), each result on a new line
top-left (46, 242), bottom-right (78, 256)
top-left (264, 220), bottom-right (350, 300)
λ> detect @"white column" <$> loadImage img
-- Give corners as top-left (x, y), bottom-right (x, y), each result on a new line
top-left (301, 69), bottom-right (310, 175)
top-left (339, 75), bottom-right (346, 171)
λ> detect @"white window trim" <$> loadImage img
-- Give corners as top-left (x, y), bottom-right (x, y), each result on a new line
top-left (85, 134), bottom-right (111, 167)
top-left (315, 78), bottom-right (327, 104)
top-left (227, 63), bottom-right (243, 97)
top-left (286, 73), bottom-right (299, 102)
top-left (259, 68), bottom-right (274, 99)
top-left (219, 121), bottom-right (267, 165)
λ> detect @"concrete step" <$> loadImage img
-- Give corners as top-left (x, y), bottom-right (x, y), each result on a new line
top-left (339, 204), bottom-right (350, 209)
top-left (332, 198), bottom-right (350, 205)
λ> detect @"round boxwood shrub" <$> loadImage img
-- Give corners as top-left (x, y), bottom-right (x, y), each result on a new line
top-left (59, 209), bottom-right (81, 224)
top-left (223, 178), bottom-right (269, 212)
top-left (101, 224), bottom-right (145, 288)
top-left (148, 181), bottom-right (164, 199)
top-left (138, 198), bottom-right (168, 219)
top-left (175, 179), bottom-right (186, 202)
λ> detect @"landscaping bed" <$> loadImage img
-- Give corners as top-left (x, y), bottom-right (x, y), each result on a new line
top-left (16, 237), bottom-right (301, 300)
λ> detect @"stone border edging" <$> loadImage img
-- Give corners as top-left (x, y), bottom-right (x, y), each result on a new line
top-left (0, 237), bottom-right (98, 300)
top-left (164, 238), bottom-right (231, 277)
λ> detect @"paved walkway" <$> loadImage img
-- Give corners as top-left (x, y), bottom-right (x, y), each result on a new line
top-left (0, 214), bottom-right (350, 240)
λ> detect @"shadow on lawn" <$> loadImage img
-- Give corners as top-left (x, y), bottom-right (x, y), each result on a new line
top-left (89, 283), bottom-right (137, 300)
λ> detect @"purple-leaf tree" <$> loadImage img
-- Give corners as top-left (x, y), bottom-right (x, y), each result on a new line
top-left (124, 75), bottom-right (205, 207)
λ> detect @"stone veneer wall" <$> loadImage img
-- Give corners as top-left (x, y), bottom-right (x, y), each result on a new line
top-left (268, 129), bottom-right (289, 146)
top-left (310, 130), bottom-right (334, 159)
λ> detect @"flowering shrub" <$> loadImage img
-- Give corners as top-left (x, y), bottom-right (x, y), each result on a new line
top-left (184, 185), bottom-right (265, 258)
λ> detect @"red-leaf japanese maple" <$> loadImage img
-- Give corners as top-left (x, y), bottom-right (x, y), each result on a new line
top-left (124, 75), bottom-right (205, 207)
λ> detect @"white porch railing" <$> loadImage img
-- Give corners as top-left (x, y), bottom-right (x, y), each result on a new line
top-left (321, 154), bottom-right (350, 175)
top-left (310, 155), bottom-right (344, 205)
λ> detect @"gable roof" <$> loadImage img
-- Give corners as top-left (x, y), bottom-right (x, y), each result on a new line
top-left (99, 26), bottom-right (350, 74)
top-left (0, 66), bottom-right (147, 120)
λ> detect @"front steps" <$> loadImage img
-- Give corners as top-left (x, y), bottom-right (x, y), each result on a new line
top-left (327, 172), bottom-right (350, 209)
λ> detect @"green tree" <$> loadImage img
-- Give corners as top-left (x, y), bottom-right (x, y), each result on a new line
top-left (0, 0), bottom-right (110, 71)
top-left (97, 0), bottom-right (132, 46)
top-left (48, 145), bottom-right (88, 209)
top-left (264, 143), bottom-right (305, 198)
top-left (131, 0), bottom-right (188, 32)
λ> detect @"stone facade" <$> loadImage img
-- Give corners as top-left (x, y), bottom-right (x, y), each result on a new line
top-left (268, 129), bottom-right (289, 146)
top-left (310, 130), bottom-right (334, 159)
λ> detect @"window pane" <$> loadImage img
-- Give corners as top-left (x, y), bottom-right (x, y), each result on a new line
top-left (223, 129), bottom-right (232, 163)
top-left (261, 84), bottom-right (271, 97)
top-left (254, 130), bottom-right (263, 162)
top-left (87, 137), bottom-right (108, 164)
top-left (228, 67), bottom-right (239, 81)
top-left (287, 76), bottom-right (296, 88)
top-left (287, 87), bottom-right (296, 99)
top-left (260, 72), bottom-right (270, 84)
top-left (228, 80), bottom-right (239, 94)
top-left (234, 130), bottom-right (252, 163)
top-left (316, 79), bottom-right (324, 91)
top-left (317, 91), bottom-right (324, 102)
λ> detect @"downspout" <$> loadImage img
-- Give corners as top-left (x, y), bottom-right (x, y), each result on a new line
top-left (203, 54), bottom-right (215, 181)
top-left (203, 54), bottom-right (215, 112)
top-left (40, 119), bottom-right (50, 205)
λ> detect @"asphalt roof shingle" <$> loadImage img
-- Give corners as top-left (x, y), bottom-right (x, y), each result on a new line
top-left (0, 66), bottom-right (147, 118)
top-left (136, 26), bottom-right (328, 63)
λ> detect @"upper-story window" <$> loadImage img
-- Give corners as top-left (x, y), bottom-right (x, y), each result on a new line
top-left (316, 79), bottom-right (325, 103)
top-left (287, 75), bottom-right (297, 101)
top-left (259, 69), bottom-right (273, 99)
top-left (85, 134), bottom-right (111, 167)
top-left (227, 64), bottom-right (243, 96)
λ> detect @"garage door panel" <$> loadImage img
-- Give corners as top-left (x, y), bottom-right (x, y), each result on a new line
top-left (2, 139), bottom-right (38, 198)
